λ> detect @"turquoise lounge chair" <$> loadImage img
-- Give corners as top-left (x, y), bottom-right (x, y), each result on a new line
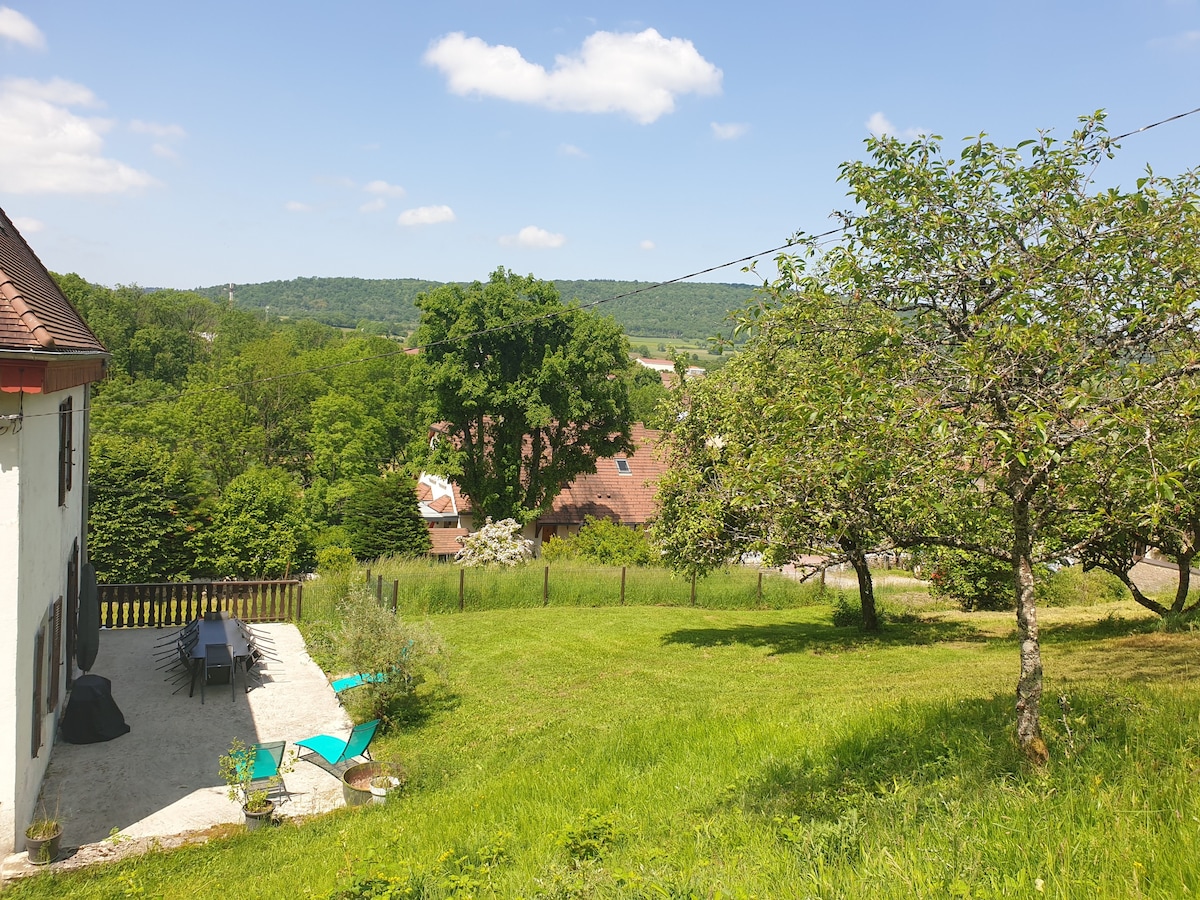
top-left (330, 672), bottom-right (387, 694)
top-left (296, 719), bottom-right (379, 770)
top-left (230, 740), bottom-right (288, 799)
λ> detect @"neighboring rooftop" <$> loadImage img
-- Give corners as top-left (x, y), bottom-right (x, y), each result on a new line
top-left (538, 424), bottom-right (666, 527)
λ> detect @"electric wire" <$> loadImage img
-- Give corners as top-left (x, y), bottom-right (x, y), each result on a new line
top-left (8, 104), bottom-right (1200, 421)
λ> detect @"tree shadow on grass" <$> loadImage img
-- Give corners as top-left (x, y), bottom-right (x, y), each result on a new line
top-left (736, 694), bottom-right (1022, 823)
top-left (661, 617), bottom-right (990, 656)
top-left (1039, 613), bottom-right (1160, 644)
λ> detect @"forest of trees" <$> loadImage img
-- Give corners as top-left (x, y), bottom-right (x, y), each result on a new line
top-left (191, 276), bottom-right (755, 342)
top-left (60, 271), bottom-right (670, 584)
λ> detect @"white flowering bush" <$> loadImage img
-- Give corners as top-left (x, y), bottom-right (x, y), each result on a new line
top-left (455, 517), bottom-right (534, 567)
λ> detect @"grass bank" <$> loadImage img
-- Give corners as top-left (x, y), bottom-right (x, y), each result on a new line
top-left (10, 592), bottom-right (1200, 898)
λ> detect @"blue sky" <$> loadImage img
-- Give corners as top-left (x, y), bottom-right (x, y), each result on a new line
top-left (2, 2), bottom-right (1199, 290)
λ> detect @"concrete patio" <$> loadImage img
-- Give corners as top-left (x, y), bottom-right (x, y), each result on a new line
top-left (2, 621), bottom-right (354, 878)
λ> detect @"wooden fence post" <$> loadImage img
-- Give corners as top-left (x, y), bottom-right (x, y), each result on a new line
top-left (376, 575), bottom-right (383, 603)
top-left (757, 571), bottom-right (763, 604)
top-left (690, 573), bottom-right (696, 607)
top-left (458, 568), bottom-right (465, 612)
top-left (621, 567), bottom-right (626, 606)
top-left (391, 580), bottom-right (399, 614)
top-left (297, 582), bottom-right (303, 621)
top-left (543, 566), bottom-right (549, 607)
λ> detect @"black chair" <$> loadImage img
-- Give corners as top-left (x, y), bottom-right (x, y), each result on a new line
top-left (203, 643), bottom-right (234, 703)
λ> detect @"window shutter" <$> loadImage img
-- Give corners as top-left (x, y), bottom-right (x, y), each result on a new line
top-left (49, 597), bottom-right (63, 712)
top-left (31, 626), bottom-right (44, 757)
top-left (58, 396), bottom-right (73, 505)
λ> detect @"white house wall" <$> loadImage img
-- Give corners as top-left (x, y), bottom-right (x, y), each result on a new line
top-left (0, 386), bottom-right (83, 852)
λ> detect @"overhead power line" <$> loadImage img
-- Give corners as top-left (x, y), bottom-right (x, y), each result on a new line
top-left (12, 104), bottom-right (1200, 420)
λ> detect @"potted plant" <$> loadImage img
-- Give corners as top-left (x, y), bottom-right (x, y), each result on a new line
top-left (342, 760), bottom-right (406, 807)
top-left (218, 739), bottom-right (289, 830)
top-left (369, 773), bottom-right (402, 805)
top-left (25, 808), bottom-right (62, 865)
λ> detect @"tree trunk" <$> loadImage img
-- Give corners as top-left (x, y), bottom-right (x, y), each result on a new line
top-left (1172, 548), bottom-right (1194, 614)
top-left (841, 538), bottom-right (879, 632)
top-left (1013, 498), bottom-right (1048, 763)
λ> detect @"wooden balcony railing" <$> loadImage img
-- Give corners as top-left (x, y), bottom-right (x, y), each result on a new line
top-left (97, 580), bottom-right (303, 628)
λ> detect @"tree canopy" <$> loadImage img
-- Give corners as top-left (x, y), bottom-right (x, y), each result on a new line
top-left (657, 114), bottom-right (1200, 759)
top-left (416, 268), bottom-right (634, 523)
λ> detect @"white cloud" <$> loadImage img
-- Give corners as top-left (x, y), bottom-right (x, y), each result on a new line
top-left (0, 7), bottom-right (44, 49)
top-left (360, 197), bottom-right (386, 213)
top-left (150, 143), bottom-right (177, 160)
top-left (424, 28), bottom-right (722, 124)
top-left (0, 77), bottom-right (156, 194)
top-left (639, 239), bottom-right (655, 250)
top-left (501, 225), bottom-right (566, 249)
top-left (559, 143), bottom-right (588, 158)
top-left (130, 120), bottom-right (186, 139)
top-left (364, 179), bottom-right (406, 198)
top-left (866, 111), bottom-right (925, 140)
top-left (398, 205), bottom-right (456, 226)
top-left (11, 216), bottom-right (43, 233)
top-left (711, 121), bottom-right (748, 140)
top-left (284, 200), bottom-right (312, 213)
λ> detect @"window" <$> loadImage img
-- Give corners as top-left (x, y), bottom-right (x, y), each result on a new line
top-left (615, 459), bottom-right (632, 476)
top-left (58, 396), bottom-right (73, 505)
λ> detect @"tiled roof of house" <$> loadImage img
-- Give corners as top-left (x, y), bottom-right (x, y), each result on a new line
top-left (538, 424), bottom-right (666, 526)
top-left (429, 527), bottom-right (469, 558)
top-left (0, 208), bottom-right (106, 354)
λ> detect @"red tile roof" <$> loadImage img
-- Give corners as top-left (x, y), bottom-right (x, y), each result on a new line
top-left (538, 424), bottom-right (666, 527)
top-left (428, 527), bottom-right (469, 558)
top-left (0, 208), bottom-right (106, 354)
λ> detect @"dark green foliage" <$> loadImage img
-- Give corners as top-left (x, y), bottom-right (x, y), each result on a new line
top-left (921, 547), bottom-right (1014, 612)
top-left (193, 276), bottom-right (755, 342)
top-left (342, 474), bottom-right (432, 561)
top-left (193, 466), bottom-right (315, 578)
top-left (417, 268), bottom-right (633, 523)
top-left (87, 435), bottom-right (208, 582)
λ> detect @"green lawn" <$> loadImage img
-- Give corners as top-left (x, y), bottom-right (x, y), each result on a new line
top-left (10, 594), bottom-right (1200, 899)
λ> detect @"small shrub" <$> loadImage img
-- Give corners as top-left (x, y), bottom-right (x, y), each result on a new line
top-left (1037, 565), bottom-right (1130, 607)
top-left (539, 535), bottom-right (577, 563)
top-left (830, 594), bottom-right (862, 628)
top-left (563, 516), bottom-right (657, 567)
top-left (310, 587), bottom-right (448, 727)
top-left (919, 547), bottom-right (1013, 612)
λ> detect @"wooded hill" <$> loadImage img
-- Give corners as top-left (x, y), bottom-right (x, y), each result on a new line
top-left (192, 277), bottom-right (757, 340)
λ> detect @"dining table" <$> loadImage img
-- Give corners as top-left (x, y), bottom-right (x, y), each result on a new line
top-left (188, 611), bottom-right (251, 698)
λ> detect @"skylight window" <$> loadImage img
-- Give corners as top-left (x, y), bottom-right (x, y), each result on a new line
top-left (615, 459), bottom-right (632, 475)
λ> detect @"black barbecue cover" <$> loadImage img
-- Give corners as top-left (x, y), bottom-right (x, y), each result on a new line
top-left (59, 674), bottom-right (131, 744)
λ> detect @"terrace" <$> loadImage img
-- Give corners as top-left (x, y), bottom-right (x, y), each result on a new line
top-left (2, 622), bottom-right (350, 876)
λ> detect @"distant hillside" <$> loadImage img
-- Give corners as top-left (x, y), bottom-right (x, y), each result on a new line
top-left (193, 277), bottom-right (757, 341)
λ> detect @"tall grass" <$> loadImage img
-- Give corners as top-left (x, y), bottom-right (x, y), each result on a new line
top-left (12, 594), bottom-right (1196, 898)
top-left (306, 557), bottom-right (826, 621)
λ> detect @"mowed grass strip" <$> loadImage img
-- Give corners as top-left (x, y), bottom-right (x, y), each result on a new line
top-left (10, 602), bottom-right (1200, 899)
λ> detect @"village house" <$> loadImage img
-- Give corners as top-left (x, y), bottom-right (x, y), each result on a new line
top-left (417, 424), bottom-right (666, 557)
top-left (0, 209), bottom-right (108, 852)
